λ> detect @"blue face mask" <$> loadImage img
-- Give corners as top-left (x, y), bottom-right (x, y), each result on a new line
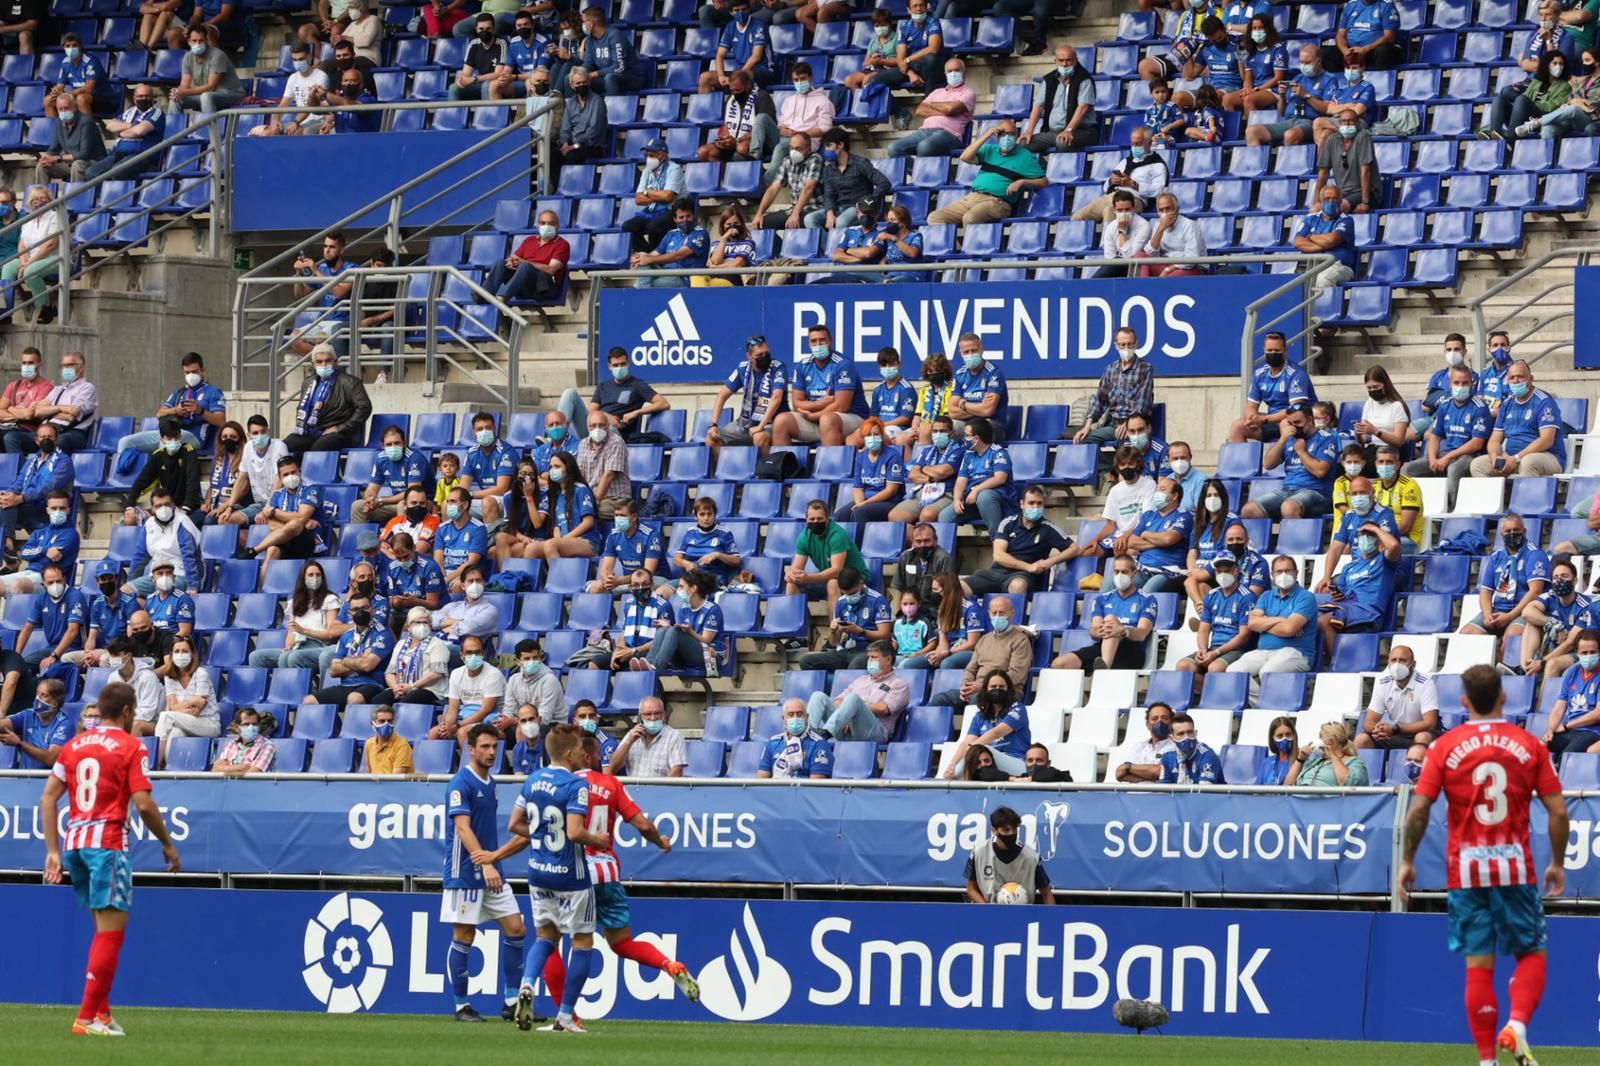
top-left (464, 654), bottom-right (484, 670)
top-left (384, 444), bottom-right (403, 462)
top-left (1357, 533), bottom-right (1378, 555)
top-left (1299, 62), bottom-right (1316, 77)
top-left (988, 614), bottom-right (1009, 632)
top-left (445, 503), bottom-right (462, 521)
top-left (1451, 384), bottom-right (1472, 402)
top-left (1509, 381), bottom-right (1531, 399)
top-left (963, 352), bottom-right (983, 371)
top-left (579, 717), bottom-right (599, 734)
top-left (793, 81), bottom-right (812, 94)
top-left (611, 364), bottom-right (630, 382)
top-left (294, 59), bottom-right (310, 73)
top-left (315, 364), bottom-right (334, 379)
top-left (162, 439), bottom-right (181, 454)
top-left (785, 716), bottom-right (807, 736)
top-left (931, 431), bottom-right (950, 448)
top-left (864, 435), bottom-right (882, 452)
top-left (190, 42), bottom-right (206, 55)
top-left (1491, 346), bottom-right (1511, 365)
top-left (613, 515), bottom-right (631, 532)
top-left (1275, 737), bottom-right (1294, 755)
top-left (1322, 201), bottom-right (1339, 218)
top-left (1375, 463), bottom-right (1396, 481)
top-left (1150, 719), bottom-right (1172, 740)
top-left (550, 465), bottom-right (566, 483)
top-left (997, 134), bottom-right (1017, 153)
top-left (547, 424), bottom-right (567, 442)
top-left (1582, 653), bottom-right (1600, 672)
top-left (60, 368), bottom-right (77, 383)
top-left (239, 724), bottom-right (260, 743)
top-left (374, 722), bottom-right (394, 740)
top-left (642, 718), bottom-right (664, 736)
top-left (810, 344), bottom-right (830, 362)
top-left (1175, 736), bottom-right (1198, 758)
top-left (865, 658), bottom-right (883, 676)
top-left (821, 148), bottom-right (838, 162)
top-left (1345, 68), bottom-right (1363, 83)
top-left (882, 365), bottom-right (900, 380)
top-left (1130, 145), bottom-right (1147, 160)
top-left (1023, 505), bottom-right (1044, 522)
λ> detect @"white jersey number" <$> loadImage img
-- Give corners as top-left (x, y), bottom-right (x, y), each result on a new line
top-left (1472, 761), bottom-right (1508, 826)
top-left (74, 757), bottom-right (100, 813)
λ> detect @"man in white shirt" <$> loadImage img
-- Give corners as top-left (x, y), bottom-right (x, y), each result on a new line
top-left (1076, 444), bottom-right (1156, 569)
top-left (1355, 643), bottom-right (1438, 773)
top-left (1140, 189), bottom-right (1207, 277)
top-left (607, 696), bottom-right (687, 778)
top-left (432, 633), bottom-right (507, 743)
top-left (1115, 702), bottom-right (1178, 782)
top-left (108, 635), bottom-right (170, 738)
top-left (230, 414), bottom-right (285, 522)
top-left (1073, 126), bottom-right (1168, 224)
top-left (1089, 189), bottom-right (1152, 279)
top-left (251, 42), bottom-right (331, 135)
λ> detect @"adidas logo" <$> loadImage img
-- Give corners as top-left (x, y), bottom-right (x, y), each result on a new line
top-left (631, 293), bottom-right (714, 368)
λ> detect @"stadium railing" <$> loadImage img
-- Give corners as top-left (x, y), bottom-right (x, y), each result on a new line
top-left (1468, 244), bottom-right (1600, 375)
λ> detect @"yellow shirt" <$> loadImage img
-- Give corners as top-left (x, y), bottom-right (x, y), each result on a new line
top-left (1374, 473), bottom-right (1425, 546)
top-left (363, 735), bottom-right (415, 774)
top-left (913, 381), bottom-right (953, 424)
top-left (433, 475), bottom-right (463, 509)
top-left (1331, 473), bottom-right (1352, 522)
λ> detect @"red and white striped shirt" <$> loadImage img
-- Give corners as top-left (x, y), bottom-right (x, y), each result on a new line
top-left (51, 728), bottom-right (151, 852)
top-left (576, 768), bottom-right (640, 884)
top-left (1416, 718), bottom-right (1562, 890)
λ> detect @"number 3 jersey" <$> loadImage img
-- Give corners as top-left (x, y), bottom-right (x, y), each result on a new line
top-left (1416, 719), bottom-right (1562, 890)
top-left (576, 767), bottom-right (640, 884)
top-left (52, 728), bottom-right (151, 852)
top-left (514, 765), bottom-right (592, 891)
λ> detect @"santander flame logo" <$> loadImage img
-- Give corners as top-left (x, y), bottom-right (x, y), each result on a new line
top-left (696, 903), bottom-right (792, 1021)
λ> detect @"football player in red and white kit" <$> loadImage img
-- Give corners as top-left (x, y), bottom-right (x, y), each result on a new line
top-left (1398, 665), bottom-right (1568, 1066)
top-left (533, 731), bottom-right (700, 1011)
top-left (40, 682), bottom-right (181, 1037)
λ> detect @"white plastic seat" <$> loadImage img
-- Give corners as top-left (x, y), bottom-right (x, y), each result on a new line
top-left (1442, 632), bottom-right (1496, 674)
top-left (1030, 668), bottom-right (1085, 711)
top-left (1307, 672), bottom-right (1366, 716)
top-left (1189, 707), bottom-right (1235, 751)
top-left (1102, 744), bottom-right (1134, 782)
top-left (1454, 593), bottom-right (1480, 631)
top-left (1065, 704), bottom-right (1122, 749)
top-left (1026, 704), bottom-right (1067, 745)
top-left (1451, 476), bottom-right (1505, 516)
top-left (1161, 626), bottom-right (1198, 668)
top-left (1238, 707), bottom-right (1289, 748)
top-left (1083, 669), bottom-right (1140, 711)
top-left (1390, 634), bottom-right (1439, 675)
top-left (1047, 742), bottom-right (1098, 785)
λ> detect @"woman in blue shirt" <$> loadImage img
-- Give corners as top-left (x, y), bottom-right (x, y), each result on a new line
top-left (1181, 84), bottom-right (1226, 142)
top-left (195, 419), bottom-right (246, 528)
top-left (879, 204), bottom-right (925, 284)
top-left (1228, 15), bottom-right (1287, 112)
top-left (1255, 715), bottom-right (1299, 785)
top-left (496, 457), bottom-right (551, 565)
top-left (530, 452), bottom-right (600, 560)
top-left (941, 669), bottom-right (1032, 777)
top-left (645, 570), bottom-right (728, 677)
top-left (834, 417), bottom-right (906, 523)
top-left (693, 207), bottom-right (757, 289)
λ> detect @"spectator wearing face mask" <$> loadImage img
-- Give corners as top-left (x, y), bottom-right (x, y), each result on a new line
top-left (1159, 713), bottom-right (1225, 784)
top-left (1314, 515), bottom-right (1401, 667)
top-left (706, 336), bottom-right (786, 459)
top-left (631, 198), bottom-right (708, 288)
top-left (306, 592), bottom-right (394, 706)
top-left (783, 499), bottom-right (867, 617)
top-left (696, 207), bottom-right (760, 288)
top-left (965, 485), bottom-right (1077, 596)
top-left (1024, 44), bottom-right (1098, 152)
top-left (1407, 334), bottom-right (1479, 442)
top-left (1517, 558), bottom-right (1597, 680)
top-left (929, 119), bottom-right (1047, 227)
top-left (122, 481), bottom-right (200, 595)
top-left (1227, 556), bottom-right (1318, 689)
top-left (758, 697), bottom-right (834, 778)
top-left (362, 705), bottom-right (414, 774)
top-left (211, 706), bottom-right (276, 773)
top-left (1460, 517), bottom-right (1548, 662)
top-left (37, 92), bottom-right (105, 185)
top-left (448, 14), bottom-right (510, 102)
top-left (1294, 182), bottom-right (1357, 295)
top-left (798, 567), bottom-right (890, 672)
top-left (430, 634), bottom-right (505, 743)
top-left (1256, 716), bottom-right (1300, 785)
top-left (251, 45), bottom-right (331, 135)
top-left (590, 499), bottom-right (663, 592)
top-left (505, 639), bottom-right (564, 726)
top-left (487, 209), bottom-right (569, 305)
top-left (1088, 190), bottom-right (1151, 279)
top-left (1544, 629), bottom-right (1600, 758)
top-left (1240, 402), bottom-right (1336, 520)
top-left (156, 635), bottom-right (219, 755)
top-left (1356, 644), bottom-right (1437, 773)
top-left (940, 669), bottom-right (1030, 777)
top-left (892, 521), bottom-right (953, 603)
top-left (384, 530), bottom-right (446, 623)
top-left (86, 85), bottom-right (165, 180)
top-left (1229, 332), bottom-right (1316, 444)
top-left (1319, 473), bottom-right (1398, 580)
top-left (806, 640), bottom-right (907, 743)
top-left (432, 567), bottom-right (502, 646)
top-left (1125, 477), bottom-right (1194, 595)
top-left (1367, 444), bottom-right (1423, 553)
top-left (168, 24), bottom-right (245, 115)
top-left (892, 414), bottom-right (964, 523)
top-left (1074, 127), bottom-right (1167, 227)
top-left (0, 487), bottom-right (74, 596)
top-left (833, 418), bottom-right (905, 523)
top-left (1469, 360), bottom-right (1566, 478)
top-left (700, 68), bottom-right (775, 164)
top-left (1054, 554), bottom-right (1158, 674)
top-left (508, 703), bottom-right (550, 772)
top-left (71, 563), bottom-right (134, 670)
top-left (1116, 702), bottom-right (1177, 782)
top-left (16, 562), bottom-right (85, 689)
top-left (889, 57), bottom-right (974, 158)
top-left (1014, 744), bottom-right (1072, 783)
top-left (371, 606), bottom-right (452, 705)
top-left (1311, 55), bottom-right (1377, 149)
top-left (1183, 487), bottom-right (1241, 609)
top-left (1175, 549), bottom-right (1255, 681)
top-left (0, 676), bottom-right (70, 770)
top-left (965, 807), bottom-right (1054, 904)
top-left (553, 67), bottom-right (608, 184)
top-left (622, 139), bottom-right (687, 257)
top-left (578, 413), bottom-right (633, 523)
top-left (1071, 327), bottom-right (1156, 449)
top-left (121, 418), bottom-right (203, 524)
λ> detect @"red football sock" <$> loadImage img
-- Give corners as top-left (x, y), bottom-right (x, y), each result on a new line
top-left (81, 930), bottom-right (125, 1021)
top-left (610, 936), bottom-right (671, 971)
top-left (542, 953), bottom-right (566, 1012)
top-left (1464, 965), bottom-right (1499, 1060)
top-left (1509, 952), bottom-right (1547, 1025)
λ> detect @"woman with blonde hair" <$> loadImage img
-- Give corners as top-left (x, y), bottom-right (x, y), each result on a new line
top-left (1286, 720), bottom-right (1370, 786)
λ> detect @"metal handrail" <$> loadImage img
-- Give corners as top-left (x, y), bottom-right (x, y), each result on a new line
top-left (1467, 244), bottom-right (1600, 371)
top-left (586, 252), bottom-right (1331, 381)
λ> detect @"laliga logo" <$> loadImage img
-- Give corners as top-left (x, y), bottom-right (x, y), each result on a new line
top-left (302, 893), bottom-right (393, 1013)
top-left (1035, 800), bottom-right (1072, 861)
top-left (630, 293), bottom-right (714, 367)
top-left (696, 903), bottom-right (792, 1021)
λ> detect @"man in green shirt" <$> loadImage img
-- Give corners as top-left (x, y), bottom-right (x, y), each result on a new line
top-left (784, 498), bottom-right (868, 618)
top-left (927, 118), bottom-right (1048, 227)
top-left (1564, 0), bottom-right (1599, 50)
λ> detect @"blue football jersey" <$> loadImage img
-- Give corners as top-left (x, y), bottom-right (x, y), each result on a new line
top-left (515, 765), bottom-right (592, 891)
top-left (443, 765), bottom-right (501, 889)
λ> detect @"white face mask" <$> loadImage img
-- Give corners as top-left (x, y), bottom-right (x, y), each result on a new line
top-left (1343, 462), bottom-right (1363, 478)
top-left (1444, 349), bottom-right (1464, 367)
top-left (1113, 572), bottom-right (1133, 591)
top-left (305, 574), bottom-right (322, 590)
top-left (1170, 458), bottom-right (1191, 477)
top-left (410, 622), bottom-right (431, 641)
top-left (105, 656), bottom-right (125, 673)
top-left (1274, 572), bottom-right (1296, 591)
top-left (518, 720), bottom-right (541, 740)
top-left (45, 582), bottom-right (64, 599)
top-left (1216, 570), bottom-right (1236, 590)
top-left (1390, 662), bottom-right (1411, 682)
top-left (172, 652), bottom-right (192, 668)
top-left (1117, 346), bottom-right (1137, 363)
top-left (184, 372), bottom-right (202, 388)
top-left (155, 575), bottom-right (175, 593)
top-left (465, 582), bottom-right (484, 600)
top-left (1204, 495), bottom-right (1223, 514)
top-left (282, 474), bottom-right (302, 491)
top-left (154, 505), bottom-right (175, 523)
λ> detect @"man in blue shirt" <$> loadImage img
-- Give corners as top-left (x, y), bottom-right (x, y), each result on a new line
top-left (581, 4), bottom-right (645, 95)
top-left (632, 198), bottom-right (708, 289)
top-left (18, 562), bottom-right (87, 693)
top-left (1128, 476), bottom-right (1194, 593)
top-left (461, 411), bottom-right (517, 528)
top-left (949, 333), bottom-right (1008, 440)
top-left (1246, 42), bottom-right (1340, 146)
top-left (494, 724), bottom-right (611, 1034)
top-left (829, 197), bottom-right (893, 284)
top-left (1312, 55), bottom-right (1380, 144)
top-left (74, 559), bottom-right (136, 668)
top-left (1123, 410), bottom-right (1168, 479)
top-left (86, 84), bottom-right (166, 180)
top-left (1240, 402), bottom-right (1337, 519)
top-left (1316, 474), bottom-right (1398, 587)
top-left (671, 495), bottom-right (741, 586)
top-left (757, 697), bottom-right (835, 778)
top-left (0, 677), bottom-right (73, 769)
top-left (435, 487), bottom-right (491, 592)
top-left (1228, 555), bottom-right (1317, 689)
top-left (437, 724), bottom-right (529, 1023)
top-left (307, 593), bottom-right (394, 705)
top-left (706, 336), bottom-right (787, 458)
top-left (1404, 363), bottom-right (1489, 502)
top-left (4, 488), bottom-right (78, 596)
top-left (699, 0), bottom-right (774, 92)
top-left (938, 417), bottom-right (1015, 531)
top-left (0, 421), bottom-right (72, 559)
top-left (1293, 183), bottom-right (1358, 295)
top-left (772, 324), bottom-right (869, 446)
top-left (248, 455), bottom-right (324, 573)
top-left (46, 32), bottom-right (110, 118)
top-left (589, 499), bottom-right (665, 594)
top-left (1468, 360), bottom-right (1565, 478)
top-left (143, 559), bottom-right (195, 636)
top-left (1229, 331), bottom-right (1315, 443)
top-left (1055, 553), bottom-right (1158, 673)
top-left (851, 347), bottom-right (918, 447)
top-left (622, 138), bottom-right (688, 257)
top-left (1408, 333), bottom-right (1478, 440)
top-left (1330, 0), bottom-right (1401, 71)
top-left (798, 566), bottom-right (892, 671)
top-left (1159, 713), bottom-right (1226, 784)
top-left (1544, 631), bottom-right (1600, 759)
top-left (385, 531), bottom-right (447, 623)
top-left (117, 352), bottom-right (227, 456)
top-left (1462, 515), bottom-right (1550, 653)
top-left (1177, 550), bottom-right (1255, 676)
top-left (355, 423), bottom-right (431, 525)
top-left (1316, 518), bottom-right (1402, 665)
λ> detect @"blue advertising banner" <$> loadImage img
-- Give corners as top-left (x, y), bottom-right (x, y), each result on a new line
top-left (4, 886), bottom-right (1598, 1046)
top-left (0, 776), bottom-right (1395, 894)
top-left (600, 274), bottom-right (1302, 384)
top-left (229, 130), bottom-right (531, 233)
top-left (1575, 266), bottom-right (1600, 368)
top-left (1411, 791), bottom-right (1600, 897)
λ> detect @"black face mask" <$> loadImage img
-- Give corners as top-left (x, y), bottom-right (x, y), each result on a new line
top-left (926, 374), bottom-right (949, 387)
top-left (355, 579), bottom-right (375, 598)
top-left (478, 30), bottom-right (495, 42)
top-left (574, 82), bottom-right (591, 96)
top-left (1367, 389), bottom-right (1385, 401)
top-left (338, 56), bottom-right (355, 68)
top-left (342, 83), bottom-right (363, 95)
top-left (1504, 532), bottom-right (1527, 553)
top-left (36, 438), bottom-right (54, 454)
top-left (752, 354), bottom-right (770, 372)
top-left (221, 437), bottom-right (241, 453)
top-left (917, 545), bottom-right (936, 559)
top-left (986, 688), bottom-right (1011, 707)
top-left (532, 81), bottom-right (550, 95)
top-left (98, 580), bottom-right (118, 597)
top-left (1225, 541), bottom-right (1247, 555)
top-left (518, 25), bottom-right (534, 37)
top-left (131, 629), bottom-right (153, 645)
top-left (351, 609), bottom-right (372, 628)
top-left (807, 519), bottom-right (829, 536)
top-left (1118, 467), bottom-right (1139, 482)
top-left (405, 505), bottom-right (429, 523)
top-left (1264, 351), bottom-right (1285, 368)
top-left (632, 588), bottom-right (652, 602)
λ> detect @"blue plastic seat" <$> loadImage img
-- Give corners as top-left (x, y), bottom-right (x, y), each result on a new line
top-left (1330, 632), bottom-right (1381, 673)
top-left (1222, 744), bottom-right (1265, 784)
top-left (309, 737), bottom-right (358, 772)
top-left (1199, 671), bottom-right (1250, 713)
top-left (725, 740), bottom-right (764, 777)
top-left (1144, 670), bottom-right (1194, 714)
top-left (413, 740), bottom-right (456, 774)
top-left (163, 736), bottom-right (211, 771)
top-left (881, 742), bottom-right (932, 780)
top-left (544, 557), bottom-right (593, 595)
top-left (685, 740), bottom-right (727, 778)
top-left (1256, 672), bottom-right (1307, 712)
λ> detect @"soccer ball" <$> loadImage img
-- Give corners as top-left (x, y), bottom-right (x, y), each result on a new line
top-left (993, 882), bottom-right (1028, 905)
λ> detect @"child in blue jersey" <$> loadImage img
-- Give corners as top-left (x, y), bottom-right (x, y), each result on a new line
top-left (1182, 84), bottom-right (1225, 143)
top-left (1143, 80), bottom-right (1184, 145)
top-left (439, 724), bottom-right (528, 1023)
top-left (490, 724), bottom-right (612, 1033)
top-left (892, 588), bottom-right (936, 662)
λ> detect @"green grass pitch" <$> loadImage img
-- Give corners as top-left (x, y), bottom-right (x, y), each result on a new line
top-left (1, 1005), bottom-right (1591, 1064)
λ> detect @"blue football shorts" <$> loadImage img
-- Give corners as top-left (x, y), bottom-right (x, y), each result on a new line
top-left (1447, 884), bottom-right (1547, 957)
top-left (594, 881), bottom-right (632, 931)
top-left (64, 848), bottom-right (133, 913)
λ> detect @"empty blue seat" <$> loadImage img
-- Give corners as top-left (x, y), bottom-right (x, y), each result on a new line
top-left (1144, 670), bottom-right (1194, 714)
top-left (726, 740), bottom-right (764, 778)
top-left (1330, 632), bottom-right (1381, 673)
top-left (1222, 744), bottom-right (1265, 784)
top-left (881, 742), bottom-right (931, 780)
top-left (685, 740), bottom-right (727, 777)
top-left (1200, 672), bottom-right (1250, 713)
top-left (830, 741), bottom-right (878, 779)
top-left (309, 737), bottom-right (358, 772)
top-left (413, 740), bottom-right (456, 775)
top-left (1256, 672), bottom-right (1307, 712)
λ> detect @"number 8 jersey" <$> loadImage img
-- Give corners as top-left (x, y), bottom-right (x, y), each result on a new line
top-left (1416, 719), bottom-right (1562, 890)
top-left (514, 765), bottom-right (592, 891)
top-left (51, 729), bottom-right (152, 852)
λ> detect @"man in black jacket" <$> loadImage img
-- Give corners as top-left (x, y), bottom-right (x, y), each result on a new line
top-left (121, 417), bottom-right (202, 521)
top-left (284, 344), bottom-right (372, 455)
top-left (1021, 44), bottom-right (1098, 152)
top-left (810, 128), bottom-right (891, 229)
